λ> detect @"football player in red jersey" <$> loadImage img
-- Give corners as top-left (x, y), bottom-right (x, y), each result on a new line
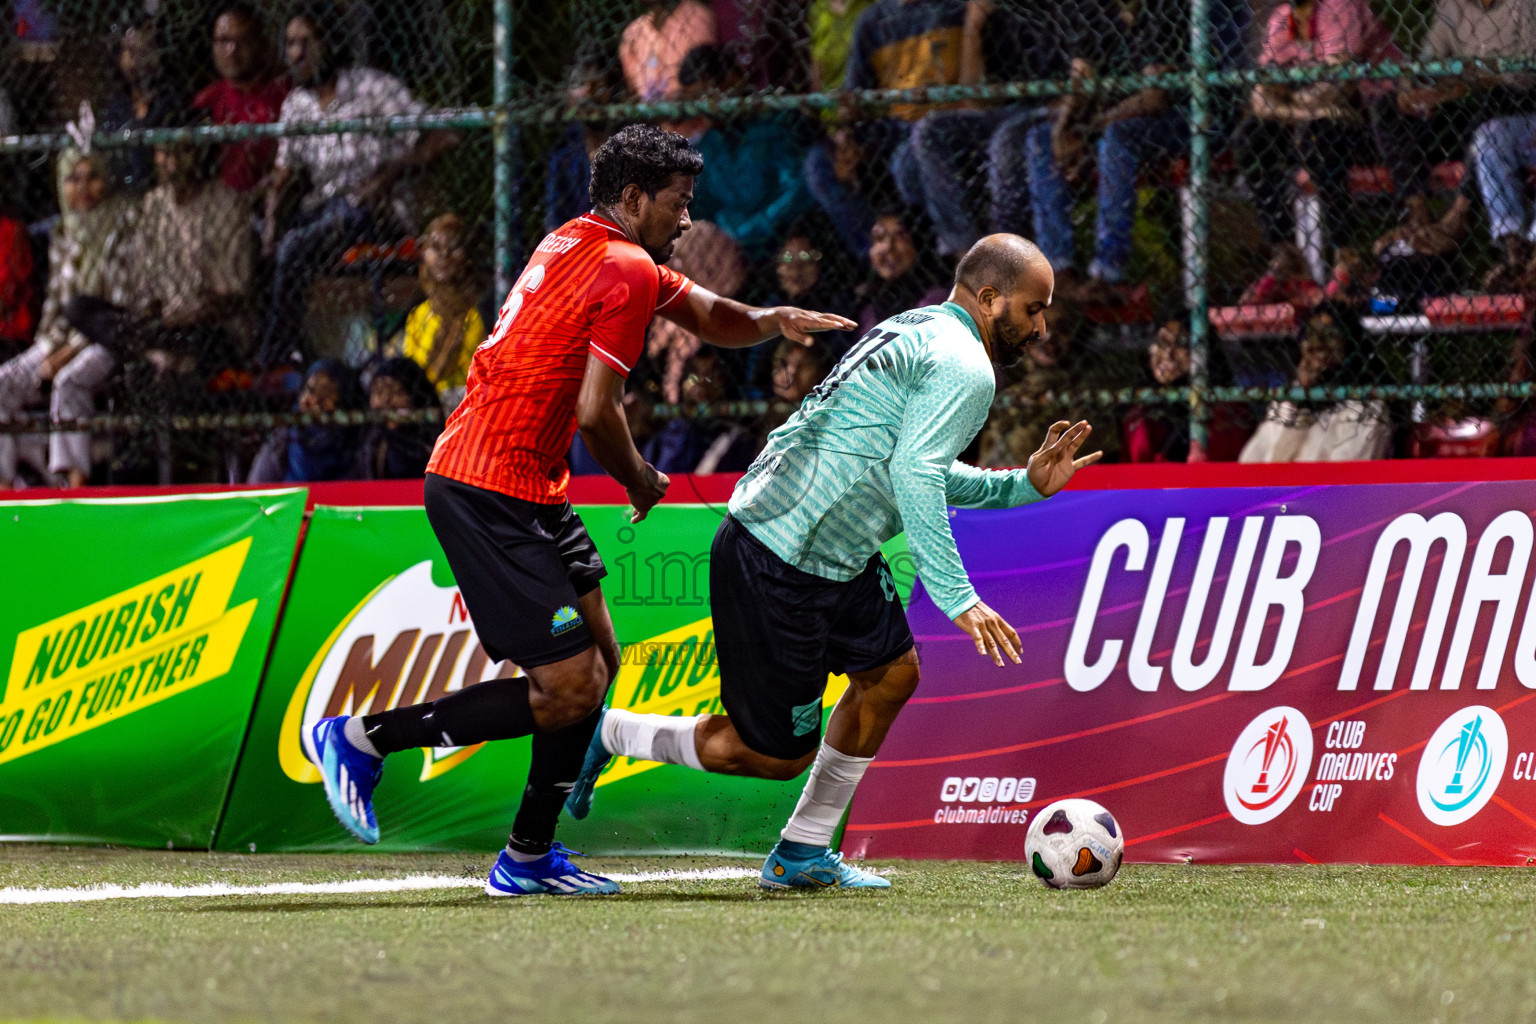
top-left (300, 124), bottom-right (856, 895)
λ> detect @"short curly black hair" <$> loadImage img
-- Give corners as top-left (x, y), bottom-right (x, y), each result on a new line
top-left (588, 124), bottom-right (704, 207)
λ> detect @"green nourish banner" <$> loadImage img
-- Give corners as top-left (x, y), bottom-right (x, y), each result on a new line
top-left (217, 503), bottom-right (913, 855)
top-left (0, 490), bottom-right (305, 847)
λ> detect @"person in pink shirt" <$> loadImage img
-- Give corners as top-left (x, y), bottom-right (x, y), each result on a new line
top-left (191, 3), bottom-right (290, 194)
top-left (1237, 0), bottom-right (1402, 263)
top-left (619, 0), bottom-right (719, 103)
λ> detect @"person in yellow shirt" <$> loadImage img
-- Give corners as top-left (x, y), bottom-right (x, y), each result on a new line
top-left (396, 212), bottom-right (484, 400)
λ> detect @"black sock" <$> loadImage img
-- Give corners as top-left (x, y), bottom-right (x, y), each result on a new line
top-left (361, 677), bottom-right (536, 756)
top-left (508, 707), bottom-right (602, 855)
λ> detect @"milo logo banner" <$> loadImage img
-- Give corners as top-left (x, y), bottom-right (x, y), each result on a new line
top-left (844, 481), bottom-right (1536, 865)
top-left (0, 491), bottom-right (304, 846)
top-left (218, 504), bottom-right (872, 854)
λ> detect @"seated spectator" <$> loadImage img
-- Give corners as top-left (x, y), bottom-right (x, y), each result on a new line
top-left (1471, 111), bottom-right (1536, 291)
top-left (802, 0), bottom-right (967, 258)
top-left (248, 358), bottom-right (363, 482)
top-left (678, 45), bottom-right (811, 261)
top-left (1235, 0), bottom-right (1400, 267)
top-left (649, 347), bottom-right (759, 474)
top-left (1324, 246), bottom-right (1378, 306)
top-left (0, 201), bottom-right (35, 355)
top-left (980, 300), bottom-right (1118, 466)
top-left (354, 356), bottom-right (441, 479)
top-left (64, 122), bottom-right (255, 382)
top-left (1120, 312), bottom-right (1252, 463)
top-left (0, 151), bottom-right (138, 489)
top-left (192, 3), bottom-right (291, 195)
top-left (853, 210), bottom-right (948, 337)
top-left (393, 213), bottom-right (484, 399)
top-left (1239, 242), bottom-right (1325, 307)
top-left (739, 223), bottom-right (854, 395)
top-left (772, 336), bottom-right (835, 405)
top-left (99, 15), bottom-right (186, 195)
top-left (257, 1), bottom-right (457, 369)
top-left (1372, 0), bottom-right (1535, 261)
top-left (619, 0), bottom-right (718, 103)
top-left (1238, 302), bottom-right (1391, 462)
top-left (643, 219), bottom-right (747, 402)
top-left (544, 52), bottom-right (625, 233)
top-left (1020, 0), bottom-right (1246, 301)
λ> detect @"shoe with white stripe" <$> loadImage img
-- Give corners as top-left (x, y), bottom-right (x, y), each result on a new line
top-left (484, 844), bottom-right (621, 896)
top-left (301, 715), bottom-right (382, 844)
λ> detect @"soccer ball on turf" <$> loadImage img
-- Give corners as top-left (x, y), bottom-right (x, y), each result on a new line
top-left (1024, 798), bottom-right (1124, 889)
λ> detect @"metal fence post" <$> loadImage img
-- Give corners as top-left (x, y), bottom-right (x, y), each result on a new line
top-left (1187, 0), bottom-right (1213, 453)
top-left (493, 0), bottom-right (516, 298)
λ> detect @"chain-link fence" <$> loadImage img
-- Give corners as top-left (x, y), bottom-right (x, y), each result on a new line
top-left (1, 0), bottom-right (1535, 486)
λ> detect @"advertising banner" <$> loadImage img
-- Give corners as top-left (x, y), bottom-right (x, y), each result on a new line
top-left (0, 490), bottom-right (304, 846)
top-left (217, 503), bottom-right (911, 854)
top-left (844, 481), bottom-right (1536, 866)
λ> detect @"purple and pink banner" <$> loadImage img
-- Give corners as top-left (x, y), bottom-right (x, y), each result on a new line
top-left (845, 479), bottom-right (1536, 866)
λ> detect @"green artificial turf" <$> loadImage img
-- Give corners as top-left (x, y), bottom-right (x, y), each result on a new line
top-left (2, 846), bottom-right (1535, 1024)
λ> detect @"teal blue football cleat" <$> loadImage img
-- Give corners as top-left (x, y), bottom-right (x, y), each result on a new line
top-left (485, 844), bottom-right (620, 896)
top-left (563, 706), bottom-right (612, 821)
top-left (758, 839), bottom-right (891, 890)
top-left (302, 715), bottom-right (382, 844)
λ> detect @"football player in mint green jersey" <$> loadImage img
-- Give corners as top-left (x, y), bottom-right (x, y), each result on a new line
top-left (568, 234), bottom-right (1101, 888)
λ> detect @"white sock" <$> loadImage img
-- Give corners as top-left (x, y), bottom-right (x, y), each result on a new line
top-left (780, 741), bottom-right (873, 847)
top-left (600, 710), bottom-right (705, 771)
top-left (343, 715), bottom-right (381, 758)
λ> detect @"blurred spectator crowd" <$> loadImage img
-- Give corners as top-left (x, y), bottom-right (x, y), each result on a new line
top-left (4, 0), bottom-right (1536, 488)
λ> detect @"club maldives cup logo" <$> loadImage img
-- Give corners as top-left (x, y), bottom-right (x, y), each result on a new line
top-left (1416, 706), bottom-right (1507, 827)
top-left (1224, 707), bottom-right (1314, 825)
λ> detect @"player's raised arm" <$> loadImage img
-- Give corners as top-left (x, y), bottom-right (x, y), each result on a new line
top-left (575, 356), bottom-right (669, 523)
top-left (659, 283), bottom-right (856, 349)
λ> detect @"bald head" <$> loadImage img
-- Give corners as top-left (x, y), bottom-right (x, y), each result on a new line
top-left (949, 234), bottom-right (1054, 362)
top-left (954, 234), bottom-right (1052, 299)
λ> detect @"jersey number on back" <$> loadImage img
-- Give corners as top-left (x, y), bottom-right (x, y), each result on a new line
top-left (808, 329), bottom-right (898, 405)
top-left (479, 263), bottom-right (547, 350)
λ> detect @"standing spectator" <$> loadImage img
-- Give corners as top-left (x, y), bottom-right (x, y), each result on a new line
top-left (248, 358), bottom-right (363, 481)
top-left (1235, 0), bottom-right (1400, 262)
top-left (0, 151), bottom-right (138, 488)
top-left (394, 212), bottom-right (484, 398)
top-left (192, 3), bottom-right (291, 195)
top-left (619, 0), bottom-right (719, 103)
top-left (1373, 0), bottom-right (1535, 269)
top-left (802, 0), bottom-right (968, 258)
top-left (853, 209), bottom-right (948, 336)
top-left (257, 1), bottom-right (457, 369)
top-left (353, 357), bottom-right (441, 479)
top-left (679, 45), bottom-right (812, 261)
top-left (64, 126), bottom-right (255, 381)
top-left (808, 0), bottom-right (875, 92)
top-left (99, 16), bottom-right (186, 195)
top-left (1472, 112), bottom-right (1536, 290)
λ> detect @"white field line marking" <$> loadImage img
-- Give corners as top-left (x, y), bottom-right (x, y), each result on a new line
top-left (0, 867), bottom-right (760, 905)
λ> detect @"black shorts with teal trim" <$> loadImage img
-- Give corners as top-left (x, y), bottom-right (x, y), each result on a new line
top-left (710, 515), bottom-right (915, 761)
top-left (424, 473), bottom-right (606, 669)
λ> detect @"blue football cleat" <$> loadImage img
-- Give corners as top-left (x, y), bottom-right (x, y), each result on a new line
top-left (484, 844), bottom-right (621, 896)
top-left (563, 706), bottom-right (612, 821)
top-left (758, 840), bottom-right (891, 890)
top-left (302, 715), bottom-right (382, 844)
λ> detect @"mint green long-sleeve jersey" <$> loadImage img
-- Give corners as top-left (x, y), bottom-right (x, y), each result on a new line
top-left (727, 302), bottom-right (1046, 619)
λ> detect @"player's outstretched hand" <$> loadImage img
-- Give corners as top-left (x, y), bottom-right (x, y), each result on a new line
top-left (774, 306), bottom-right (858, 345)
top-left (1025, 420), bottom-right (1102, 498)
top-left (953, 600), bottom-right (1022, 668)
top-left (627, 465), bottom-right (670, 524)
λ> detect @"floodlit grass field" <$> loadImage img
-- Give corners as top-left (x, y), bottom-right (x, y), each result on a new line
top-left (3, 847), bottom-right (1535, 1024)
